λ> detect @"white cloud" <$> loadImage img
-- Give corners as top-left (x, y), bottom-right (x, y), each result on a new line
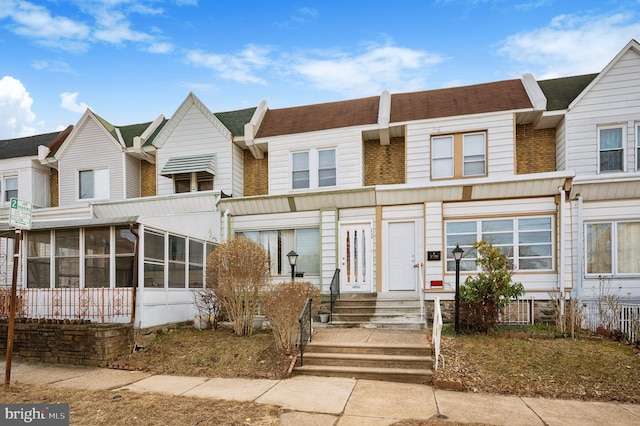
top-left (0, 76), bottom-right (37, 139)
top-left (293, 44), bottom-right (446, 97)
top-left (60, 92), bottom-right (90, 113)
top-left (31, 60), bottom-right (75, 74)
top-left (148, 42), bottom-right (174, 54)
top-left (497, 12), bottom-right (640, 78)
top-left (185, 45), bottom-right (271, 84)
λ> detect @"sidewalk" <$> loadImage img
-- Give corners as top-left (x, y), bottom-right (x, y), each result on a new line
top-left (2, 358), bottom-right (639, 425)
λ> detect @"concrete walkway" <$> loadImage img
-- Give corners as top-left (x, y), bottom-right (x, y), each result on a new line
top-left (2, 357), bottom-right (640, 425)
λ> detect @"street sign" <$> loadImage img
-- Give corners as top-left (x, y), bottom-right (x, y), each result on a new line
top-left (8, 198), bottom-right (32, 230)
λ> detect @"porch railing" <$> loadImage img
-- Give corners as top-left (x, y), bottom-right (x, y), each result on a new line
top-left (329, 268), bottom-right (340, 321)
top-left (432, 297), bottom-right (443, 371)
top-left (582, 301), bottom-right (640, 343)
top-left (0, 288), bottom-right (133, 323)
top-left (298, 297), bottom-right (313, 366)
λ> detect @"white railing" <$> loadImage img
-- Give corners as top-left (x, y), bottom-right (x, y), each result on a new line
top-left (432, 297), bottom-right (443, 371)
top-left (582, 301), bottom-right (640, 343)
top-left (416, 263), bottom-right (424, 321)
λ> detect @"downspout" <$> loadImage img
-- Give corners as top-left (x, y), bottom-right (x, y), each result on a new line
top-left (576, 195), bottom-right (583, 299)
top-left (558, 187), bottom-right (566, 317)
top-left (223, 209), bottom-right (230, 242)
top-left (129, 224), bottom-right (139, 325)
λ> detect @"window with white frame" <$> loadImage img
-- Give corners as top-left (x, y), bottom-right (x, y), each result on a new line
top-left (26, 230), bottom-right (51, 288)
top-left (168, 234), bottom-right (186, 288)
top-left (598, 125), bottom-right (624, 172)
top-left (79, 168), bottom-right (109, 199)
top-left (3, 176), bottom-right (17, 203)
top-left (432, 132), bottom-right (486, 179)
top-left (637, 123), bottom-right (640, 171)
top-left (445, 216), bottom-right (553, 272)
top-left (174, 172), bottom-right (213, 193)
top-left (85, 227), bottom-right (110, 288)
top-left (188, 239), bottom-right (204, 288)
top-left (291, 148), bottom-right (336, 190)
top-left (586, 221), bottom-right (640, 275)
top-left (237, 228), bottom-right (320, 276)
top-left (144, 231), bottom-right (165, 288)
top-left (55, 229), bottom-right (80, 288)
top-left (115, 226), bottom-right (136, 288)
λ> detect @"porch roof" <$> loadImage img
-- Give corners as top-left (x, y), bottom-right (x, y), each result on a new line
top-left (0, 216), bottom-right (138, 238)
top-left (571, 173), bottom-right (640, 200)
top-left (218, 171), bottom-right (574, 216)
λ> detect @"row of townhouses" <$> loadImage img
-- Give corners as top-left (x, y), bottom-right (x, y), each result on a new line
top-left (1, 39), bottom-right (639, 329)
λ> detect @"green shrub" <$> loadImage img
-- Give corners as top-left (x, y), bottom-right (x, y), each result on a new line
top-left (206, 237), bottom-right (270, 336)
top-left (460, 240), bottom-right (524, 332)
top-left (264, 280), bottom-right (321, 352)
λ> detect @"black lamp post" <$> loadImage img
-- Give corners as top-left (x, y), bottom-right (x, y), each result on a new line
top-left (287, 250), bottom-right (298, 281)
top-left (452, 244), bottom-right (464, 335)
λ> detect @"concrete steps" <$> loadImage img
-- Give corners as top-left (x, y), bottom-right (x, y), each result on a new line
top-left (330, 293), bottom-right (425, 330)
top-left (296, 340), bottom-right (433, 384)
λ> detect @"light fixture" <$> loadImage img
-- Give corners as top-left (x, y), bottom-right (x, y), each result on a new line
top-left (287, 250), bottom-right (298, 281)
top-left (453, 244), bottom-right (464, 334)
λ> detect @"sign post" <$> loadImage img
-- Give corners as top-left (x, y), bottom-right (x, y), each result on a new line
top-left (5, 198), bottom-right (31, 387)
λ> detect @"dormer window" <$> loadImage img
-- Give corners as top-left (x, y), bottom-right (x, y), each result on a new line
top-left (160, 154), bottom-right (216, 194)
top-left (79, 168), bottom-right (109, 200)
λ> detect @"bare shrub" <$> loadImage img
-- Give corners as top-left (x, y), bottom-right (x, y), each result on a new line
top-left (264, 280), bottom-right (321, 352)
top-left (206, 237), bottom-right (270, 336)
top-left (192, 288), bottom-right (223, 329)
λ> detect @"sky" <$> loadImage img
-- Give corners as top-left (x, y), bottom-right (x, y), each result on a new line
top-left (1, 0), bottom-right (640, 140)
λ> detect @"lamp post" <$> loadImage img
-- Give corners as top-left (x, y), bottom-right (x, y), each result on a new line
top-left (452, 244), bottom-right (464, 335)
top-left (287, 250), bottom-right (298, 281)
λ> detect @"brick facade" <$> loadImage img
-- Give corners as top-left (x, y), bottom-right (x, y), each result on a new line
top-left (140, 161), bottom-right (156, 197)
top-left (243, 150), bottom-right (269, 196)
top-left (363, 137), bottom-right (406, 186)
top-left (50, 168), bottom-right (58, 207)
top-left (515, 124), bottom-right (556, 174)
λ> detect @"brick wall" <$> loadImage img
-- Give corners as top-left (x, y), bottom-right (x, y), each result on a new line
top-left (515, 124), bottom-right (556, 174)
top-left (140, 161), bottom-right (156, 197)
top-left (243, 150), bottom-right (268, 196)
top-left (50, 169), bottom-right (59, 207)
top-left (363, 137), bottom-right (406, 186)
top-left (0, 321), bottom-right (134, 367)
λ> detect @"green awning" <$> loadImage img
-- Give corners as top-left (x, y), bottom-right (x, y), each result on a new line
top-left (160, 154), bottom-right (216, 176)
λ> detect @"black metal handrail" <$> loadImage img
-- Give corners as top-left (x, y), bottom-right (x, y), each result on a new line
top-left (329, 268), bottom-right (340, 321)
top-left (297, 297), bottom-right (313, 366)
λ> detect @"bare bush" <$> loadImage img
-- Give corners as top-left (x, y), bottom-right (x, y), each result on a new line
top-left (206, 238), bottom-right (270, 336)
top-left (192, 288), bottom-right (223, 329)
top-left (264, 280), bottom-right (321, 352)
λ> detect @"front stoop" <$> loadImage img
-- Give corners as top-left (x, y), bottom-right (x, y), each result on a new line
top-left (295, 341), bottom-right (433, 385)
top-left (330, 293), bottom-right (426, 329)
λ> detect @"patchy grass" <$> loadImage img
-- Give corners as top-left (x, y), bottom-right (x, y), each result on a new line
top-left (113, 325), bottom-right (292, 380)
top-left (435, 332), bottom-right (640, 403)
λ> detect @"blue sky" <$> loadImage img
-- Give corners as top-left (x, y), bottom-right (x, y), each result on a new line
top-left (1, 0), bottom-right (640, 139)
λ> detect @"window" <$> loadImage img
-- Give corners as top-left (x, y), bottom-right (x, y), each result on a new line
top-left (115, 226), bottom-right (136, 288)
top-left (445, 216), bottom-right (553, 272)
top-left (168, 235), bottom-right (186, 288)
top-left (85, 227), bottom-right (110, 288)
top-left (432, 132), bottom-right (486, 179)
top-left (174, 172), bottom-right (213, 193)
top-left (237, 228), bottom-right (320, 276)
top-left (188, 240), bottom-right (204, 288)
top-left (144, 231), bottom-right (165, 288)
top-left (79, 168), bottom-right (109, 199)
top-left (599, 126), bottom-right (624, 172)
top-left (587, 221), bottom-right (640, 275)
top-left (4, 176), bottom-right (17, 202)
top-left (27, 231), bottom-right (51, 288)
top-left (637, 124), bottom-right (640, 171)
top-left (291, 149), bottom-right (336, 190)
top-left (55, 229), bottom-right (80, 288)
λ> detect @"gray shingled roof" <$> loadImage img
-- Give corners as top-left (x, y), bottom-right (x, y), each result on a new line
top-left (0, 131), bottom-right (64, 160)
top-left (214, 107), bottom-right (257, 136)
top-left (538, 74), bottom-right (598, 111)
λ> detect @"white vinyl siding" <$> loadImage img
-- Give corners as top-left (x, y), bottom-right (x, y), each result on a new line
top-left (406, 112), bottom-right (515, 184)
top-left (58, 118), bottom-right (124, 206)
top-left (564, 48), bottom-right (640, 176)
top-left (156, 103), bottom-right (233, 196)
top-left (232, 143), bottom-right (244, 197)
top-left (265, 127), bottom-right (362, 195)
top-left (125, 155), bottom-right (141, 199)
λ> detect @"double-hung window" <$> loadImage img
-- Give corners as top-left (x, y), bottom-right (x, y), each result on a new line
top-left (291, 148), bottom-right (336, 190)
top-left (4, 176), bottom-right (17, 203)
top-left (79, 168), bottom-right (109, 200)
top-left (432, 132), bottom-right (486, 179)
top-left (445, 216), bottom-right (553, 272)
top-left (598, 126), bottom-right (624, 172)
top-left (586, 221), bottom-right (640, 275)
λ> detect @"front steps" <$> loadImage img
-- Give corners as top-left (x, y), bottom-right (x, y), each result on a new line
top-left (295, 336), bottom-right (433, 384)
top-left (330, 292), bottom-right (425, 329)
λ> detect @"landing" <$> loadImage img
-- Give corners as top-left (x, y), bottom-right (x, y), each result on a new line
top-left (311, 328), bottom-right (429, 346)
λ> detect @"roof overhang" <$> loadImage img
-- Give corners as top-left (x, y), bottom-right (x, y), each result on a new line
top-left (0, 216), bottom-right (138, 238)
top-left (571, 173), bottom-right (640, 200)
top-left (92, 191), bottom-right (222, 217)
top-left (219, 171), bottom-right (574, 216)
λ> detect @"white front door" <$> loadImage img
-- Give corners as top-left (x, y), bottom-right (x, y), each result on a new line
top-left (388, 221), bottom-right (416, 291)
top-left (339, 223), bottom-right (373, 292)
